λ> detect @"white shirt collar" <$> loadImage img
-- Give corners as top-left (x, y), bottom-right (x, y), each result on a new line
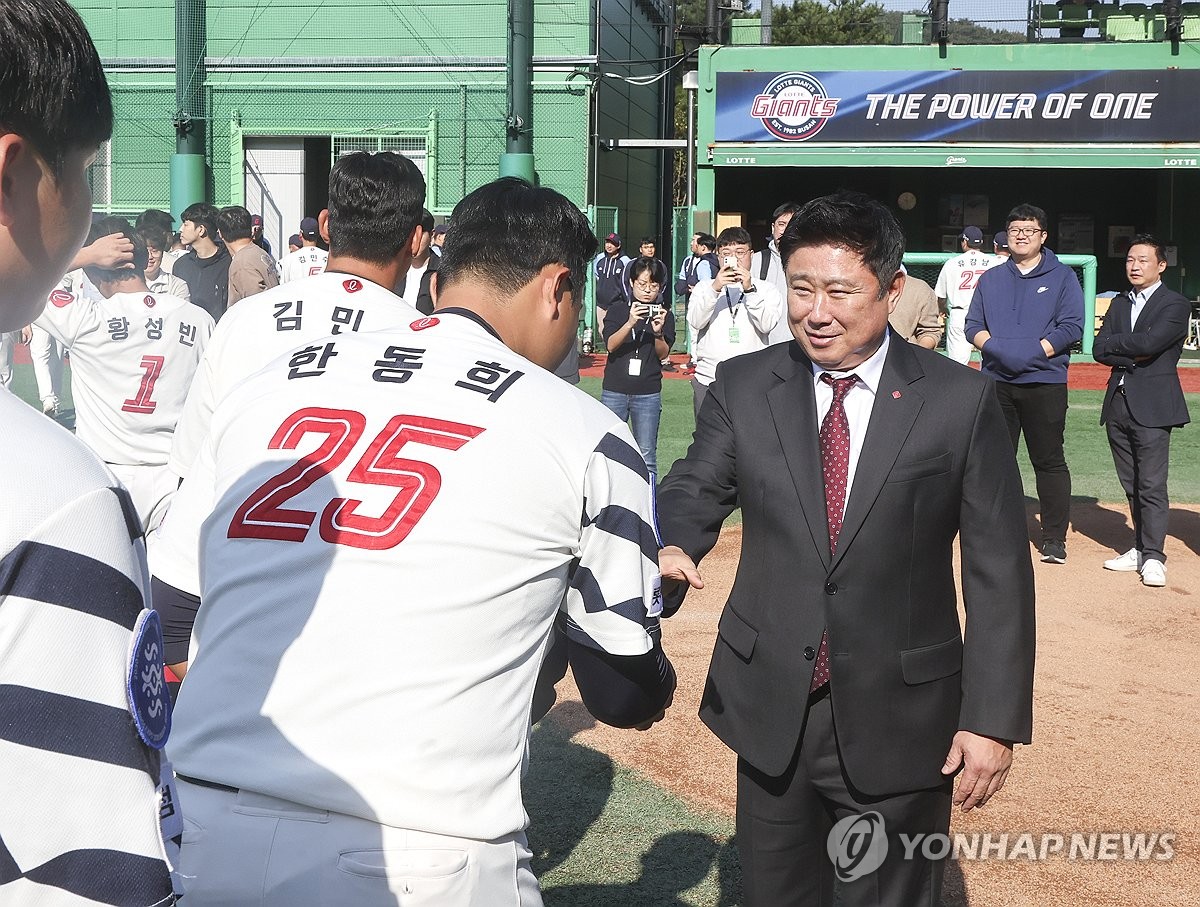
top-left (1133, 281), bottom-right (1161, 302)
top-left (812, 331), bottom-right (891, 394)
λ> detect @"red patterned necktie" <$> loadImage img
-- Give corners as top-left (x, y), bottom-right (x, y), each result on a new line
top-left (810, 373), bottom-right (857, 693)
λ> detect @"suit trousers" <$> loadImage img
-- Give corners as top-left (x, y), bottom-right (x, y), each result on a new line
top-left (735, 690), bottom-right (953, 907)
top-left (1106, 389), bottom-right (1173, 563)
top-left (993, 381), bottom-right (1071, 542)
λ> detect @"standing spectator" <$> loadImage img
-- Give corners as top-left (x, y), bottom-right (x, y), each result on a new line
top-left (137, 208), bottom-right (185, 269)
top-left (278, 216), bottom-right (328, 282)
top-left (1094, 235), bottom-right (1191, 588)
top-left (250, 213), bottom-right (272, 257)
top-left (675, 232), bottom-right (717, 368)
top-left (431, 222), bottom-right (448, 257)
top-left (889, 269), bottom-right (943, 349)
top-left (35, 217), bottom-right (214, 531)
top-left (751, 202), bottom-right (802, 345)
top-left (935, 226), bottom-right (1001, 365)
top-left (687, 226), bottom-right (782, 419)
top-left (0, 2), bottom-right (175, 902)
top-left (139, 221), bottom-right (192, 300)
top-left (966, 203), bottom-right (1085, 564)
top-left (174, 201), bottom-right (231, 321)
top-left (593, 232), bottom-right (631, 324)
top-left (398, 207), bottom-right (434, 308)
top-left (220, 205), bottom-right (280, 307)
top-left (602, 256), bottom-right (675, 475)
top-left (151, 177), bottom-right (674, 906)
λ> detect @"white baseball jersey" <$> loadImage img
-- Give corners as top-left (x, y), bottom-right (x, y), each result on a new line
top-left (0, 389), bottom-right (174, 905)
top-left (935, 250), bottom-right (1002, 310)
top-left (278, 246), bottom-right (329, 283)
top-left (152, 309), bottom-right (662, 841)
top-left (169, 271), bottom-right (419, 478)
top-left (35, 286), bottom-right (214, 467)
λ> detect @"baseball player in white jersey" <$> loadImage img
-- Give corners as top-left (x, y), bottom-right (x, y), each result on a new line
top-left (169, 151), bottom-right (427, 480)
top-left (150, 177), bottom-right (675, 907)
top-left (0, 4), bottom-right (177, 902)
top-left (278, 215), bottom-right (329, 282)
top-left (935, 225), bottom-right (1002, 364)
top-left (36, 217), bottom-right (214, 531)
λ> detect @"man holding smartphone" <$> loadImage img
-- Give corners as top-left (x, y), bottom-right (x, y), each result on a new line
top-left (687, 226), bottom-right (783, 419)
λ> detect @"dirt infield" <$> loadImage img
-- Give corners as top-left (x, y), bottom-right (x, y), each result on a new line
top-left (552, 502), bottom-right (1200, 906)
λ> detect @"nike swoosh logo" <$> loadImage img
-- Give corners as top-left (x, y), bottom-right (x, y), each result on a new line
top-left (1037, 287), bottom-right (1048, 293)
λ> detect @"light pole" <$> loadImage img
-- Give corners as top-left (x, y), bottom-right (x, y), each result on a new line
top-left (683, 70), bottom-right (699, 208)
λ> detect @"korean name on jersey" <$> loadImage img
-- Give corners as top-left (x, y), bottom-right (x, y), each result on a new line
top-left (169, 272), bottom-right (418, 478)
top-left (35, 283), bottom-right (214, 466)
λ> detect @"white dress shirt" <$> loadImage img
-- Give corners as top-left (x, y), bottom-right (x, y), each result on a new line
top-left (812, 333), bottom-right (891, 518)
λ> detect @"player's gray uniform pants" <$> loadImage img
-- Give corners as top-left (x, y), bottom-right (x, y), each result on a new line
top-left (176, 778), bottom-right (543, 906)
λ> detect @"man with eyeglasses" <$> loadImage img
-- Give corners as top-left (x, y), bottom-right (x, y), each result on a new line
top-left (688, 226), bottom-right (783, 419)
top-left (965, 203), bottom-right (1084, 565)
top-left (751, 202), bottom-right (802, 345)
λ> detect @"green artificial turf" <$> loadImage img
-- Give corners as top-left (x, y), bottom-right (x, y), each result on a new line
top-left (527, 710), bottom-right (740, 906)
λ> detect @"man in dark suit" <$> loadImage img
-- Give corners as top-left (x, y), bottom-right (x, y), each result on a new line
top-left (1094, 234), bottom-right (1191, 588)
top-left (657, 192), bottom-right (1036, 906)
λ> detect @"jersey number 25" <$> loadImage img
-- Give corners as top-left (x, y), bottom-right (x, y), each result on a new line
top-left (228, 406), bottom-right (484, 550)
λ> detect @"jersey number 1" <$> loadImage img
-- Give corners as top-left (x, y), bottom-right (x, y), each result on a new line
top-left (228, 407), bottom-right (484, 550)
top-left (122, 355), bottom-right (166, 414)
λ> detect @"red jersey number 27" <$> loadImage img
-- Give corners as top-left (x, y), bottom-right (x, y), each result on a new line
top-left (228, 407), bottom-right (484, 550)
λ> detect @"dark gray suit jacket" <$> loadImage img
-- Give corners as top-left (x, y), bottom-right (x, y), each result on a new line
top-left (657, 336), bottom-right (1036, 795)
top-left (1094, 285), bottom-right (1191, 429)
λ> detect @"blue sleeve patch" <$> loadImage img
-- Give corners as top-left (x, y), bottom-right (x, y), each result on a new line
top-left (127, 608), bottom-right (172, 750)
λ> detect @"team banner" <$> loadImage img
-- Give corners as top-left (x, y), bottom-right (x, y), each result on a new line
top-left (715, 70), bottom-right (1200, 143)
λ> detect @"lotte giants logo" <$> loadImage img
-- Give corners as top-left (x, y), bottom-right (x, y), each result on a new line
top-left (751, 72), bottom-right (840, 141)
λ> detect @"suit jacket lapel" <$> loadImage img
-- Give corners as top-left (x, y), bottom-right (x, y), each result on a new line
top-left (832, 339), bottom-right (926, 570)
top-left (767, 347), bottom-right (830, 568)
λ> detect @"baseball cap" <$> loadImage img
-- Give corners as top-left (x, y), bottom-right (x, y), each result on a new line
top-left (605, 232), bottom-right (622, 247)
top-left (961, 225), bottom-right (984, 247)
top-left (288, 233), bottom-right (302, 248)
top-left (993, 230), bottom-right (1009, 251)
top-left (251, 214), bottom-right (263, 227)
top-left (432, 224), bottom-right (448, 236)
top-left (300, 216), bottom-right (320, 239)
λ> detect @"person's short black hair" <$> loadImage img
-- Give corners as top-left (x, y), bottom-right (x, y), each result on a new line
top-left (696, 232), bottom-right (717, 252)
top-left (85, 216), bottom-right (148, 282)
top-left (438, 177), bottom-right (597, 300)
top-left (715, 226), bottom-right (752, 250)
top-left (629, 256), bottom-right (667, 285)
top-left (217, 206), bottom-right (253, 243)
top-left (1128, 233), bottom-right (1167, 263)
top-left (778, 191), bottom-right (904, 298)
top-left (0, 0), bottom-right (112, 178)
top-left (771, 202), bottom-right (802, 221)
top-left (137, 224), bottom-right (171, 253)
top-left (1006, 203), bottom-right (1048, 232)
top-left (181, 202), bottom-right (220, 239)
top-left (640, 236), bottom-right (656, 246)
top-left (136, 209), bottom-right (175, 236)
top-left (327, 151), bottom-right (426, 265)
top-left (420, 208), bottom-right (435, 233)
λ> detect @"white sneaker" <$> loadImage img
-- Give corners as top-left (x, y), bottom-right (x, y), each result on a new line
top-left (1103, 548), bottom-right (1141, 572)
top-left (1141, 559), bottom-right (1166, 588)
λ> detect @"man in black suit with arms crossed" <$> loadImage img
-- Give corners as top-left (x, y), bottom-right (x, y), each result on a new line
top-left (1095, 234), bottom-right (1191, 588)
top-left (657, 191), bottom-right (1036, 906)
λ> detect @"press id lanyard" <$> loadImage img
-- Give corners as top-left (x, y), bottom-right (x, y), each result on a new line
top-left (727, 287), bottom-right (743, 344)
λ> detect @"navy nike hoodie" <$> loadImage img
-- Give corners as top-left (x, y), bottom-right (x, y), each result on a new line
top-left (964, 247), bottom-right (1084, 384)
